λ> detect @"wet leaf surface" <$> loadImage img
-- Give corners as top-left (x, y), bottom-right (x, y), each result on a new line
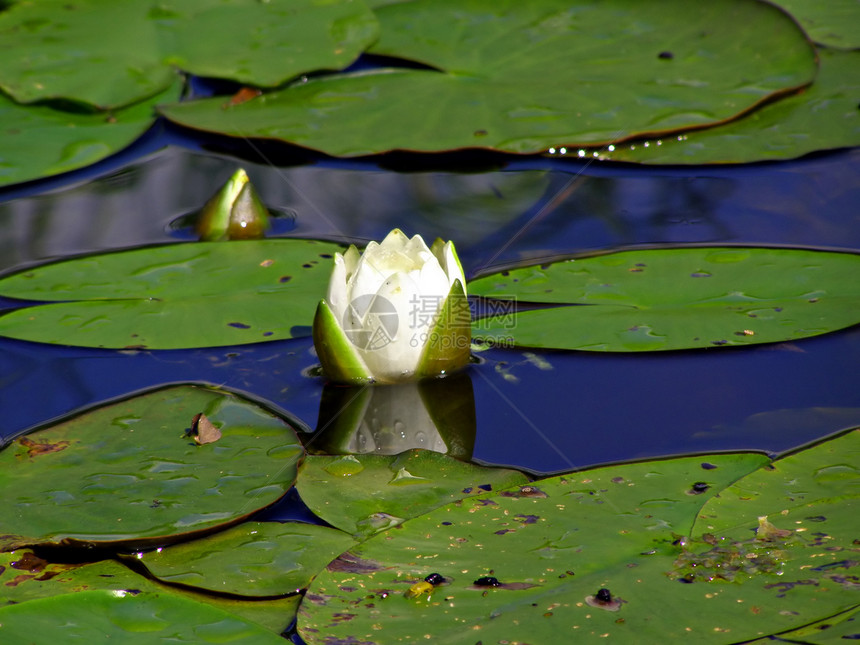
top-left (0, 589), bottom-right (288, 643)
top-left (767, 0), bottom-right (860, 48)
top-left (298, 432), bottom-right (859, 643)
top-left (0, 79), bottom-right (182, 188)
top-left (0, 239), bottom-right (342, 349)
top-left (0, 0), bottom-right (377, 108)
top-left (597, 48), bottom-right (860, 164)
top-left (133, 521), bottom-right (356, 597)
top-left (0, 385), bottom-right (303, 550)
top-left (468, 247), bottom-right (860, 351)
top-left (0, 550), bottom-right (299, 633)
top-left (296, 450), bottom-right (530, 539)
top-left (160, 0), bottom-right (816, 156)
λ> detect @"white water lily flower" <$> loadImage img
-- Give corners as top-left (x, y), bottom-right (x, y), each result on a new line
top-left (313, 229), bottom-right (470, 384)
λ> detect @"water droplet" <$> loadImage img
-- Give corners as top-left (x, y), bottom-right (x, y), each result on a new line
top-left (324, 455), bottom-right (365, 477)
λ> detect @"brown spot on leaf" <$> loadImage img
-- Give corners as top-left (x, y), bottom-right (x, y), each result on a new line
top-left (10, 552), bottom-right (48, 573)
top-left (500, 485), bottom-right (547, 499)
top-left (190, 413), bottom-right (222, 445)
top-left (327, 552), bottom-right (388, 575)
top-left (17, 437), bottom-right (71, 458)
top-left (225, 87), bottom-right (262, 107)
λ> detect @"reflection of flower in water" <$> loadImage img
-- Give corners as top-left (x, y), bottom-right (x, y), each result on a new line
top-left (313, 375), bottom-right (476, 460)
top-left (346, 385), bottom-right (447, 455)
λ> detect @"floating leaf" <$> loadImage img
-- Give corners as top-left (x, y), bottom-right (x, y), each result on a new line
top-left (0, 0), bottom-right (378, 108)
top-left (0, 550), bottom-right (299, 633)
top-left (0, 79), bottom-right (182, 188)
top-left (0, 239), bottom-right (342, 349)
top-left (299, 432), bottom-right (859, 643)
top-left (298, 451), bottom-right (771, 643)
top-left (596, 49), bottom-right (860, 164)
top-left (0, 385), bottom-right (303, 550)
top-left (160, 0), bottom-right (816, 156)
top-left (0, 590), bottom-right (287, 643)
top-left (296, 449), bottom-right (529, 538)
top-left (132, 521), bottom-right (356, 597)
top-left (468, 247), bottom-right (860, 352)
top-left (767, 0), bottom-right (860, 48)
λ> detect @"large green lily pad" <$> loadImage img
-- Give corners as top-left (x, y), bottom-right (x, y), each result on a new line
top-left (0, 550), bottom-right (300, 633)
top-left (468, 247), bottom-right (860, 352)
top-left (161, 0), bottom-right (816, 156)
top-left (133, 521), bottom-right (356, 597)
top-left (0, 385), bottom-right (303, 551)
top-left (0, 78), bottom-right (182, 188)
top-left (596, 48), bottom-right (860, 164)
top-left (296, 450), bottom-right (530, 538)
top-left (0, 0), bottom-right (378, 109)
top-left (0, 590), bottom-right (287, 643)
top-left (0, 239), bottom-right (342, 349)
top-left (298, 431), bottom-right (859, 643)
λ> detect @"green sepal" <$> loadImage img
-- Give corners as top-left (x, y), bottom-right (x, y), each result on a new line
top-left (312, 299), bottom-right (374, 384)
top-left (196, 168), bottom-right (270, 241)
top-left (416, 279), bottom-right (471, 379)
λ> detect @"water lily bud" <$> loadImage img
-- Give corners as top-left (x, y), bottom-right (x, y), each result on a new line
top-left (313, 229), bottom-right (471, 384)
top-left (196, 168), bottom-right (269, 241)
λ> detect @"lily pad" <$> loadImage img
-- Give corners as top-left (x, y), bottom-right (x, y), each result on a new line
top-left (298, 432), bottom-right (859, 643)
top-left (0, 550), bottom-right (300, 633)
top-left (0, 0), bottom-right (378, 108)
top-left (0, 78), bottom-right (182, 188)
top-left (0, 239), bottom-right (343, 349)
top-left (596, 48), bottom-right (860, 164)
top-left (296, 449), bottom-right (529, 538)
top-left (132, 521), bottom-right (356, 597)
top-left (468, 247), bottom-right (860, 352)
top-left (160, 0), bottom-right (816, 156)
top-left (0, 385), bottom-right (303, 551)
top-left (0, 590), bottom-right (287, 643)
top-left (768, 0), bottom-right (860, 49)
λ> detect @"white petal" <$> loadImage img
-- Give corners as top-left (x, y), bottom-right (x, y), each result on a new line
top-left (357, 272), bottom-right (424, 381)
top-left (439, 241), bottom-right (466, 290)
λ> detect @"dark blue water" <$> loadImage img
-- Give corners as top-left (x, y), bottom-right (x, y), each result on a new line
top-left (1, 133), bottom-right (858, 477)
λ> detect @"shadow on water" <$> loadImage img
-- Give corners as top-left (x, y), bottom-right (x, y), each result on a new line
top-left (0, 146), bottom-right (858, 484)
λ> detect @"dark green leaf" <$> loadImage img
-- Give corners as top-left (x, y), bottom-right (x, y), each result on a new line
top-left (0, 550), bottom-right (300, 633)
top-left (597, 49), bottom-right (860, 164)
top-left (0, 0), bottom-right (378, 108)
top-left (0, 385), bottom-right (303, 550)
top-left (0, 590), bottom-right (287, 643)
top-left (0, 239), bottom-right (342, 349)
top-left (296, 449), bottom-right (529, 538)
top-left (160, 0), bottom-right (816, 156)
top-left (469, 247), bottom-right (860, 351)
top-left (0, 79), bottom-right (182, 188)
top-left (134, 521), bottom-right (356, 596)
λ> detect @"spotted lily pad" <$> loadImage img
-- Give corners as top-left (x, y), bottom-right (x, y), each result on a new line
top-left (298, 430), bottom-right (859, 643)
top-left (160, 0), bottom-right (816, 156)
top-left (0, 239), bottom-right (342, 349)
top-left (132, 521), bottom-right (356, 597)
top-left (468, 247), bottom-right (860, 352)
top-left (0, 590), bottom-right (287, 643)
top-left (0, 0), bottom-right (378, 109)
top-left (296, 450), bottom-right (529, 539)
top-left (0, 550), bottom-right (300, 633)
top-left (0, 78), bottom-right (182, 188)
top-left (0, 385), bottom-right (303, 551)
